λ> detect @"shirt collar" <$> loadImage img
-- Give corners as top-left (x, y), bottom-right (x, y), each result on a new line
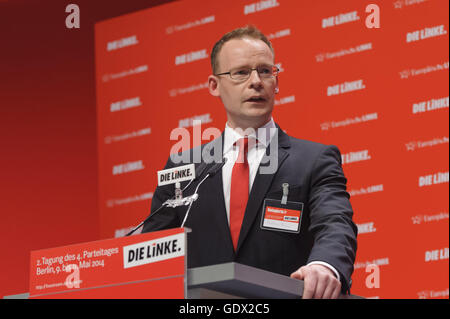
top-left (223, 117), bottom-right (277, 154)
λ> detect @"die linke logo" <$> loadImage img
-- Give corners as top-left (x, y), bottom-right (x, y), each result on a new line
top-left (110, 97), bottom-right (142, 112)
top-left (123, 233), bottom-right (185, 269)
top-left (418, 171), bottom-right (449, 187)
top-left (175, 49), bottom-right (208, 66)
top-left (244, 0), bottom-right (280, 15)
top-left (179, 113), bottom-right (212, 128)
top-left (357, 222), bottom-right (377, 234)
top-left (158, 164), bottom-right (195, 186)
top-left (107, 35), bottom-right (138, 51)
top-left (322, 10), bottom-right (360, 28)
top-left (327, 79), bottom-right (365, 96)
top-left (412, 96), bottom-right (449, 114)
top-left (341, 149), bottom-right (371, 165)
top-left (425, 247), bottom-right (449, 262)
top-left (406, 25), bottom-right (447, 43)
top-left (112, 160), bottom-right (145, 176)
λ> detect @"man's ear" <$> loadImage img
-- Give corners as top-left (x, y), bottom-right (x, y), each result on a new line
top-left (208, 75), bottom-right (220, 97)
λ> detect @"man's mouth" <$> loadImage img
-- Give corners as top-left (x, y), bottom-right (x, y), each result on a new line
top-left (245, 96), bottom-right (266, 103)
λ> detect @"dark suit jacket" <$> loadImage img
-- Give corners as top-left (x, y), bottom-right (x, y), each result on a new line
top-left (142, 125), bottom-right (358, 293)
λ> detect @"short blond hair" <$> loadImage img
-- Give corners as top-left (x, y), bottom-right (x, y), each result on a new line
top-left (210, 25), bottom-right (274, 74)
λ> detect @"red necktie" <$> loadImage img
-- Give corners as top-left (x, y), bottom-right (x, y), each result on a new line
top-left (229, 137), bottom-right (249, 251)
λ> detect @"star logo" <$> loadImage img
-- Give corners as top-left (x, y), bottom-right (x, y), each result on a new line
top-left (417, 291), bottom-right (429, 299)
top-left (315, 53), bottom-right (325, 62)
top-left (393, 0), bottom-right (404, 9)
top-left (169, 89), bottom-right (177, 97)
top-left (166, 26), bottom-right (174, 34)
top-left (320, 122), bottom-right (331, 131)
top-left (411, 215), bottom-right (422, 224)
top-left (405, 141), bottom-right (417, 151)
top-left (399, 69), bottom-right (410, 79)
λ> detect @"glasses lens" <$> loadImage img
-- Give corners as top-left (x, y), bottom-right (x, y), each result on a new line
top-left (230, 68), bottom-right (251, 80)
top-left (229, 66), bottom-right (278, 80)
top-left (257, 66), bottom-right (274, 78)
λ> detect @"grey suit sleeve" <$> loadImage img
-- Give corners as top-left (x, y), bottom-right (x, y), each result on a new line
top-left (306, 144), bottom-right (358, 293)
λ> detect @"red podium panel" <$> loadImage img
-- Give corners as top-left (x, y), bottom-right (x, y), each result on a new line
top-left (29, 228), bottom-right (187, 299)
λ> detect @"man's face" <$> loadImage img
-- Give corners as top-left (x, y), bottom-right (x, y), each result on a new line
top-left (208, 38), bottom-right (278, 129)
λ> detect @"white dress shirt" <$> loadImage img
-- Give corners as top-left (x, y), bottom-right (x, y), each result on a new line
top-left (222, 117), bottom-right (277, 223)
top-left (221, 117), bottom-right (341, 281)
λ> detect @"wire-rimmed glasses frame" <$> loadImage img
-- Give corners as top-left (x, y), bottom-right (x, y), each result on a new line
top-left (215, 65), bottom-right (279, 81)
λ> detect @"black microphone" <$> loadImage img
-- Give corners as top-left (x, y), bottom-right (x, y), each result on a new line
top-left (125, 161), bottom-right (212, 236)
top-left (206, 158), bottom-right (227, 176)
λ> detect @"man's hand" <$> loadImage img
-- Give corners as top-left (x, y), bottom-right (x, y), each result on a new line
top-left (290, 264), bottom-right (341, 299)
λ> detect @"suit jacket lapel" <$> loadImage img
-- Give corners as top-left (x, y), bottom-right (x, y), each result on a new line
top-left (236, 125), bottom-right (291, 253)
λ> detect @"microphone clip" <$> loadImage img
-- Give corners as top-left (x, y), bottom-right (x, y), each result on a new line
top-left (164, 193), bottom-right (199, 208)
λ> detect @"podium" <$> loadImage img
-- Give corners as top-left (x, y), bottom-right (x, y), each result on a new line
top-left (4, 228), bottom-right (362, 299)
top-left (190, 262), bottom-right (362, 299)
top-left (188, 262), bottom-right (303, 298)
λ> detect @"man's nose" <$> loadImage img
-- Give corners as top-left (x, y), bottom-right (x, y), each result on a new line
top-left (248, 69), bottom-right (263, 87)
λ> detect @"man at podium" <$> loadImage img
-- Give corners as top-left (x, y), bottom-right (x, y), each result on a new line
top-left (142, 26), bottom-right (358, 299)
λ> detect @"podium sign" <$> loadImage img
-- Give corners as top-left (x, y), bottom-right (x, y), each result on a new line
top-left (29, 228), bottom-right (187, 299)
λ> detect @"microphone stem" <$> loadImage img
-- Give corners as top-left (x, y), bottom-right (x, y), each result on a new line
top-left (125, 202), bottom-right (168, 236)
top-left (180, 173), bottom-right (210, 228)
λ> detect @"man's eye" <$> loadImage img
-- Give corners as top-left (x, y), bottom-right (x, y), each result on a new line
top-left (259, 67), bottom-right (271, 74)
top-left (233, 69), bottom-right (249, 75)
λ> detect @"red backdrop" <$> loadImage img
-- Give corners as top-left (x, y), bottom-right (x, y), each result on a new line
top-left (0, 0), bottom-right (447, 299)
top-left (95, 0), bottom-right (449, 299)
top-left (0, 0), bottom-right (174, 299)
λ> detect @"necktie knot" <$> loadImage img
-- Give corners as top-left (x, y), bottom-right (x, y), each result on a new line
top-left (235, 137), bottom-right (249, 163)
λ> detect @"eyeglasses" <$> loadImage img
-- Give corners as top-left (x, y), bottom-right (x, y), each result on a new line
top-left (215, 65), bottom-right (279, 81)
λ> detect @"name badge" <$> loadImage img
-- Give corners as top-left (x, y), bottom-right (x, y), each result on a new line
top-left (260, 199), bottom-right (304, 233)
